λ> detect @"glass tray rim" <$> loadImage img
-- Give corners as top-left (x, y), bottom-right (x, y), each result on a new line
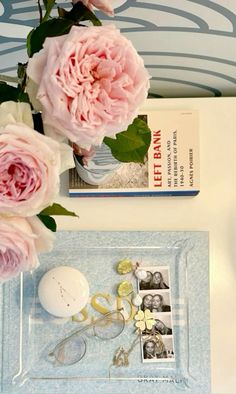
top-left (0, 230), bottom-right (210, 394)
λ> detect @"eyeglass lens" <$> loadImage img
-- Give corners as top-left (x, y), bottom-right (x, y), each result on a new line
top-left (94, 311), bottom-right (125, 340)
top-left (52, 335), bottom-right (86, 366)
top-left (50, 311), bottom-right (125, 366)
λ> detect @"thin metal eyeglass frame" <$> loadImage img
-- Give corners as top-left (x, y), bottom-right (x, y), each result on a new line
top-left (48, 309), bottom-right (125, 365)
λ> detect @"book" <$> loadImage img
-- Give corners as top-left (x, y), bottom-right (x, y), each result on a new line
top-left (69, 109), bottom-right (200, 197)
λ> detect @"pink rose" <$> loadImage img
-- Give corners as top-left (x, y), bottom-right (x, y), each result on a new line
top-left (72, 0), bottom-right (114, 16)
top-left (27, 25), bottom-right (150, 149)
top-left (0, 216), bottom-right (54, 283)
top-left (0, 103), bottom-right (74, 216)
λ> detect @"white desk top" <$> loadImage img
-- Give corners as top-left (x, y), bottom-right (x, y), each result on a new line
top-left (56, 96), bottom-right (236, 394)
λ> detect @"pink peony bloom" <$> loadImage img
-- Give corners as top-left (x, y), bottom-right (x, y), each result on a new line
top-left (0, 216), bottom-right (54, 283)
top-left (27, 25), bottom-right (150, 149)
top-left (0, 106), bottom-right (74, 217)
top-left (72, 0), bottom-right (114, 16)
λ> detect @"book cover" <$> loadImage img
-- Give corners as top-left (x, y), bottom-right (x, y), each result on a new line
top-left (69, 110), bottom-right (200, 197)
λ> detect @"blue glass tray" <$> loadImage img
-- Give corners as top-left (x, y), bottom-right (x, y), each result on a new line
top-left (0, 231), bottom-right (210, 394)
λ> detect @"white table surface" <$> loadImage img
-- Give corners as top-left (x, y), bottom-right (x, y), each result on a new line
top-left (56, 97), bottom-right (236, 394)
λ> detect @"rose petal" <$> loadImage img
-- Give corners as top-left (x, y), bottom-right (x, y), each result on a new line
top-left (58, 142), bottom-right (74, 174)
top-left (0, 122), bottom-right (74, 216)
top-left (72, 0), bottom-right (114, 16)
top-left (26, 79), bottom-right (43, 112)
top-left (0, 101), bottom-right (33, 128)
top-left (27, 216), bottom-right (55, 253)
top-left (0, 216), bottom-right (54, 283)
top-left (0, 217), bottom-right (40, 282)
top-left (26, 25), bottom-right (150, 149)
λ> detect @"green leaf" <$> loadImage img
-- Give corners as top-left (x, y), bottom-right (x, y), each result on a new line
top-left (27, 18), bottom-right (74, 57)
top-left (0, 82), bottom-right (29, 104)
top-left (57, 7), bottom-right (68, 19)
top-left (26, 29), bottom-right (34, 57)
top-left (104, 118), bottom-right (151, 163)
top-left (37, 214), bottom-right (57, 232)
top-left (42, 0), bottom-right (56, 22)
top-left (58, 3), bottom-right (102, 26)
top-left (27, 2), bottom-right (102, 57)
top-left (39, 203), bottom-right (77, 217)
top-left (43, 0), bottom-right (51, 5)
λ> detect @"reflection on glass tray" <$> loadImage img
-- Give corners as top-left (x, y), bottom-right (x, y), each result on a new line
top-left (0, 231), bottom-right (210, 394)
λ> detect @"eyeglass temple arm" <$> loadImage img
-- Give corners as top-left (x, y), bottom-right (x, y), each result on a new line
top-left (49, 309), bottom-right (124, 356)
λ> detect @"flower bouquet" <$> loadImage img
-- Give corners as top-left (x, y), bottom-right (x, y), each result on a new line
top-left (0, 0), bottom-right (151, 282)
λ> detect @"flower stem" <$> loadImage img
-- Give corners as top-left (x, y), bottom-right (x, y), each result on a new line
top-left (37, 0), bottom-right (43, 23)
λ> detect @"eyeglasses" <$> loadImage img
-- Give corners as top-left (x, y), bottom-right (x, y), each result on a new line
top-left (48, 310), bottom-right (125, 366)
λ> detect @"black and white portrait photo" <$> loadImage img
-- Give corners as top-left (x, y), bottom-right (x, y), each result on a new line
top-left (138, 265), bottom-right (175, 364)
top-left (142, 336), bottom-right (175, 363)
top-left (140, 292), bottom-right (171, 312)
top-left (139, 267), bottom-right (170, 291)
top-left (142, 315), bottom-right (173, 336)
